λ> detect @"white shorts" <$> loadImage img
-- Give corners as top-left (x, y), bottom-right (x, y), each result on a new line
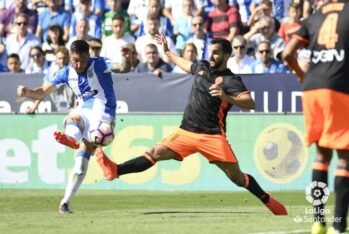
top-left (66, 99), bottom-right (115, 143)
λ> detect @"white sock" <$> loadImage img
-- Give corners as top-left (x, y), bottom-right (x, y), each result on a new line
top-left (61, 156), bottom-right (88, 204)
top-left (65, 122), bottom-right (82, 142)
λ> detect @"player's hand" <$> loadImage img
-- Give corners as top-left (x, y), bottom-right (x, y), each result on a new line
top-left (154, 34), bottom-right (169, 52)
top-left (17, 85), bottom-right (28, 97)
top-left (209, 84), bottom-right (227, 100)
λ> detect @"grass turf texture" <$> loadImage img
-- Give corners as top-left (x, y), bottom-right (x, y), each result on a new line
top-left (0, 190), bottom-right (347, 234)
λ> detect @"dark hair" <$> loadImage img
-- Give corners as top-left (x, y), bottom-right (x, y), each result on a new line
top-left (47, 24), bottom-right (65, 46)
top-left (112, 14), bottom-right (125, 22)
top-left (210, 38), bottom-right (232, 56)
top-left (29, 46), bottom-right (45, 56)
top-left (7, 53), bottom-right (20, 61)
top-left (70, 40), bottom-right (90, 54)
top-left (87, 37), bottom-right (102, 46)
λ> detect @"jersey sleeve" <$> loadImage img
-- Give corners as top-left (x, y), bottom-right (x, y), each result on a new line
top-left (46, 67), bottom-right (68, 86)
top-left (224, 75), bottom-right (249, 96)
top-left (293, 18), bottom-right (310, 44)
top-left (190, 60), bottom-right (211, 76)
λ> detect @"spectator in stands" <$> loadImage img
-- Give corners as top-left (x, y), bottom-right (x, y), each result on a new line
top-left (5, 14), bottom-right (41, 70)
top-left (127, 0), bottom-right (154, 34)
top-left (101, 14), bottom-right (134, 63)
top-left (244, 15), bottom-right (285, 60)
top-left (250, 0), bottom-right (285, 22)
top-left (250, 40), bottom-right (288, 73)
top-left (36, 0), bottom-right (71, 42)
top-left (186, 15), bottom-right (211, 60)
top-left (134, 43), bottom-right (172, 77)
top-left (132, 0), bottom-right (172, 38)
top-left (31, 0), bottom-right (49, 14)
top-left (25, 46), bottom-right (49, 74)
top-left (229, 0), bottom-right (252, 25)
top-left (227, 35), bottom-right (255, 74)
top-left (42, 24), bottom-right (66, 64)
top-left (162, 0), bottom-right (207, 26)
top-left (172, 42), bottom-right (197, 73)
top-left (87, 37), bottom-right (102, 57)
top-left (207, 0), bottom-right (242, 42)
top-left (173, 0), bottom-right (195, 54)
top-left (103, 0), bottom-right (131, 37)
top-left (64, 0), bottom-right (105, 16)
top-left (278, 2), bottom-right (301, 44)
top-left (125, 42), bottom-right (139, 71)
top-left (27, 46), bottom-right (75, 113)
top-left (7, 53), bottom-right (24, 73)
top-left (135, 15), bottom-right (176, 63)
top-left (70, 0), bottom-right (102, 39)
top-left (66, 18), bottom-right (93, 48)
top-left (247, 0), bottom-right (280, 32)
top-left (0, 0), bottom-right (38, 37)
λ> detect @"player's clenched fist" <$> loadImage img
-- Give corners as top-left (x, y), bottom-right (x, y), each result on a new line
top-left (17, 85), bottom-right (28, 97)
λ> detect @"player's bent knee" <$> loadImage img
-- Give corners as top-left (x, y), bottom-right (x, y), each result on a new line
top-left (148, 145), bottom-right (176, 161)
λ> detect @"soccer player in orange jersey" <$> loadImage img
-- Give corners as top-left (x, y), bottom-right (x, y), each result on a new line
top-left (283, 0), bottom-right (349, 233)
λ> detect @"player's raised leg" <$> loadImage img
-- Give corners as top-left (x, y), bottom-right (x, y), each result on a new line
top-left (214, 161), bottom-right (288, 215)
top-left (96, 145), bottom-right (178, 180)
top-left (54, 113), bottom-right (84, 149)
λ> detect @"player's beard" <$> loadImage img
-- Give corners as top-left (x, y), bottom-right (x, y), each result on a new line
top-left (209, 57), bottom-right (224, 70)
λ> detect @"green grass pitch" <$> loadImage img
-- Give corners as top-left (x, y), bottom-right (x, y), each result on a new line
top-left (0, 190), bottom-right (348, 234)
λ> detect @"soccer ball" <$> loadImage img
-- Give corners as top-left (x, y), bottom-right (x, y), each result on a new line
top-left (89, 121), bottom-right (114, 146)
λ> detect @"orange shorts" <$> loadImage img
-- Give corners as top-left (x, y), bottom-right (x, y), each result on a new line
top-left (302, 89), bottom-right (349, 149)
top-left (158, 128), bottom-right (238, 163)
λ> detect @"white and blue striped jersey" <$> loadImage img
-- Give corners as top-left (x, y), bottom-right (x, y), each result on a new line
top-left (48, 57), bottom-right (116, 118)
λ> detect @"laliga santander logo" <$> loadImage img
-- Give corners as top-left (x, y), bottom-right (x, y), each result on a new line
top-left (305, 181), bottom-right (330, 206)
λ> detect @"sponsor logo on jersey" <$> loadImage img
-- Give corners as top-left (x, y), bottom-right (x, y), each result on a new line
top-left (82, 90), bottom-right (98, 99)
top-left (312, 49), bottom-right (345, 63)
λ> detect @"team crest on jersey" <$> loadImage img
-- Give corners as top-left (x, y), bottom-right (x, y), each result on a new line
top-left (87, 71), bottom-right (94, 79)
top-left (197, 70), bottom-right (204, 76)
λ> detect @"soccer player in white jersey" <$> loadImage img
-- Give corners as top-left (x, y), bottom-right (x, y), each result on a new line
top-left (17, 40), bottom-right (132, 214)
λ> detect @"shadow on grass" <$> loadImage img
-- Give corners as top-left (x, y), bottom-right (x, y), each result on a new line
top-left (143, 211), bottom-right (262, 215)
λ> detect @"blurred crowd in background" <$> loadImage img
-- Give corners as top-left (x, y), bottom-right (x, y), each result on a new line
top-left (0, 0), bottom-right (323, 76)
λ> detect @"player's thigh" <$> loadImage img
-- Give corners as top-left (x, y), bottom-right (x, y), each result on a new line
top-left (147, 144), bottom-right (181, 161)
top-left (198, 134), bottom-right (238, 163)
top-left (156, 128), bottom-right (198, 161)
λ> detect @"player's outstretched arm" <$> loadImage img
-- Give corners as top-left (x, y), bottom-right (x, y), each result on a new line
top-left (155, 34), bottom-right (192, 73)
top-left (111, 47), bottom-right (132, 73)
top-left (282, 38), bottom-right (306, 83)
top-left (209, 84), bottom-right (255, 110)
top-left (17, 81), bottom-right (57, 101)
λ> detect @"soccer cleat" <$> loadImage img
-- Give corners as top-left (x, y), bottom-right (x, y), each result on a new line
top-left (95, 147), bottom-right (118, 181)
top-left (265, 194), bottom-right (288, 215)
top-left (312, 222), bottom-right (326, 234)
top-left (59, 203), bottom-right (72, 214)
top-left (53, 131), bottom-right (79, 149)
top-left (326, 227), bottom-right (341, 234)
